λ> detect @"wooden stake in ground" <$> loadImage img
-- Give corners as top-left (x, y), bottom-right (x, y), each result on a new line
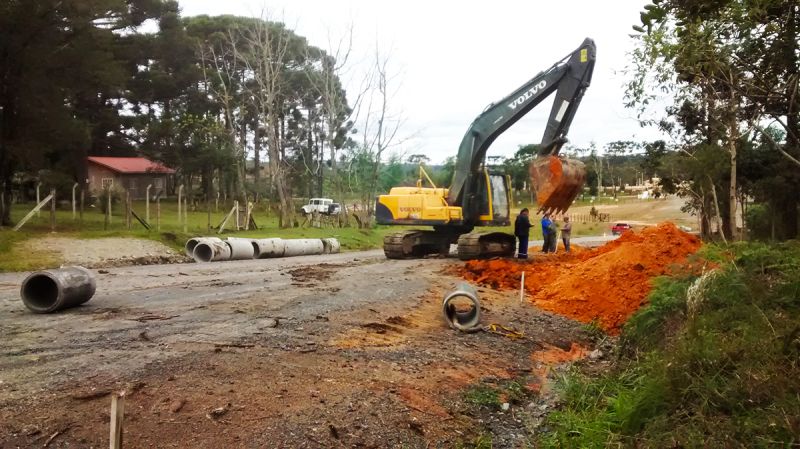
top-left (234, 200), bottom-right (240, 230)
top-left (520, 271), bottom-right (526, 303)
top-left (109, 393), bottom-right (125, 449)
top-left (244, 202), bottom-right (252, 231)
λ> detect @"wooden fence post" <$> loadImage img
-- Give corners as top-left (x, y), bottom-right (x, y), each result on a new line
top-left (177, 184), bottom-right (184, 229)
top-left (183, 199), bottom-right (188, 233)
top-left (145, 184), bottom-right (152, 224)
top-left (36, 182), bottom-right (42, 217)
top-left (105, 186), bottom-right (112, 229)
top-left (156, 195), bottom-right (161, 232)
top-left (234, 200), bottom-right (240, 230)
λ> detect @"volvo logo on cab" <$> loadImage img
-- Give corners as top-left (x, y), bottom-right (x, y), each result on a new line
top-left (507, 80), bottom-right (547, 110)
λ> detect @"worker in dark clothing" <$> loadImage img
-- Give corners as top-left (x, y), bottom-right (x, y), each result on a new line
top-left (514, 208), bottom-right (534, 259)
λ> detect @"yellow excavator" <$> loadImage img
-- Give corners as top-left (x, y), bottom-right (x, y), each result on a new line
top-left (376, 38), bottom-right (595, 259)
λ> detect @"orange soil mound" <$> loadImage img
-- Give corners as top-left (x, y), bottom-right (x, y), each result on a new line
top-left (460, 222), bottom-right (702, 334)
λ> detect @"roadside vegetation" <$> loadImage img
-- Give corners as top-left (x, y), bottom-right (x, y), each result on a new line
top-left (0, 200), bottom-right (394, 272)
top-left (538, 242), bottom-right (800, 447)
top-left (0, 194), bottom-right (639, 272)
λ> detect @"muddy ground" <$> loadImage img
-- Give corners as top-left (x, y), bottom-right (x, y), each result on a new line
top-left (0, 251), bottom-right (606, 448)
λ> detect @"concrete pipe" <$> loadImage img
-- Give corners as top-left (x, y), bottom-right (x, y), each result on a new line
top-left (282, 238), bottom-right (325, 257)
top-left (253, 238), bottom-right (285, 259)
top-left (442, 283), bottom-right (482, 332)
top-left (185, 237), bottom-right (222, 257)
top-left (193, 240), bottom-right (232, 262)
top-left (321, 238), bottom-right (341, 254)
top-left (226, 237), bottom-right (257, 260)
top-left (20, 266), bottom-right (96, 313)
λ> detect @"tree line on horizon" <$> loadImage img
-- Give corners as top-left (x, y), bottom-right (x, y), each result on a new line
top-left (0, 0), bottom-right (404, 228)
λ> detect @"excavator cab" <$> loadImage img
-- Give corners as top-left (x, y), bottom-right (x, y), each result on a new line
top-left (474, 171), bottom-right (511, 226)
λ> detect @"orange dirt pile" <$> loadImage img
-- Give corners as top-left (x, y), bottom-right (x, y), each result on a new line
top-left (460, 222), bottom-right (702, 334)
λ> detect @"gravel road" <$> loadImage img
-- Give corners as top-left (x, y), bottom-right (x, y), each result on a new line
top-left (0, 249), bottom-right (598, 448)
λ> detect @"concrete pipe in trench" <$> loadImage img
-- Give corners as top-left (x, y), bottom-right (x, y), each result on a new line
top-left (193, 240), bottom-right (232, 262)
top-left (321, 238), bottom-right (341, 254)
top-left (226, 237), bottom-right (257, 260)
top-left (282, 239), bottom-right (325, 257)
top-left (253, 238), bottom-right (285, 258)
top-left (185, 237), bottom-right (222, 257)
top-left (442, 283), bottom-right (482, 332)
top-left (20, 266), bottom-right (96, 313)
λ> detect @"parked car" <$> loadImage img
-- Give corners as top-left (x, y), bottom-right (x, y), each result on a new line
top-left (611, 223), bottom-right (633, 235)
top-left (301, 198), bottom-right (340, 215)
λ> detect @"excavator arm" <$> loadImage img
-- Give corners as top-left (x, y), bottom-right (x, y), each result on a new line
top-left (447, 38), bottom-right (596, 218)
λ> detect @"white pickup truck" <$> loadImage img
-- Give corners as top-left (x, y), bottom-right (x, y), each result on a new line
top-left (301, 198), bottom-right (340, 215)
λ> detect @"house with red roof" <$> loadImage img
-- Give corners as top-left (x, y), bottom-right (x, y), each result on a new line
top-left (87, 157), bottom-right (175, 199)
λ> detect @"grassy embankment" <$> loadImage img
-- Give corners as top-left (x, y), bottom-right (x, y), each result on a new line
top-left (539, 242), bottom-right (800, 447)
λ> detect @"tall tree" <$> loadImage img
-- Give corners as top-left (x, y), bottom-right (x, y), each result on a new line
top-left (0, 0), bottom-right (164, 225)
top-left (630, 0), bottom-right (800, 239)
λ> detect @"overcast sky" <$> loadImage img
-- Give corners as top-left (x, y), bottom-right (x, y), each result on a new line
top-left (178, 0), bottom-right (663, 163)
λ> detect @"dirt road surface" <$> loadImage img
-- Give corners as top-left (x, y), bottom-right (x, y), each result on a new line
top-left (23, 236), bottom-right (189, 268)
top-left (0, 251), bottom-right (598, 448)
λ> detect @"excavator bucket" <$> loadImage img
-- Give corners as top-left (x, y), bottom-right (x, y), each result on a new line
top-left (529, 155), bottom-right (586, 215)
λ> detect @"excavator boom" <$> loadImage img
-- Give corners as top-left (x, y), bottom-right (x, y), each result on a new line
top-left (447, 38), bottom-right (596, 219)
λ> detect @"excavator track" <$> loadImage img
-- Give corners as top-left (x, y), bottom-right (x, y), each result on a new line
top-left (456, 232), bottom-right (516, 260)
top-left (383, 230), bottom-right (452, 259)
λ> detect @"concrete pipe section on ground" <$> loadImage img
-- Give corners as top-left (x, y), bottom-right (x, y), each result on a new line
top-left (185, 237), bottom-right (222, 257)
top-left (188, 237), bottom-right (340, 262)
top-left (226, 237), bottom-right (258, 260)
top-left (193, 240), bottom-right (232, 262)
top-left (20, 266), bottom-right (96, 313)
top-left (283, 238), bottom-right (325, 257)
top-left (442, 283), bottom-right (482, 332)
top-left (253, 238), bottom-right (285, 258)
top-left (321, 238), bottom-right (341, 254)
